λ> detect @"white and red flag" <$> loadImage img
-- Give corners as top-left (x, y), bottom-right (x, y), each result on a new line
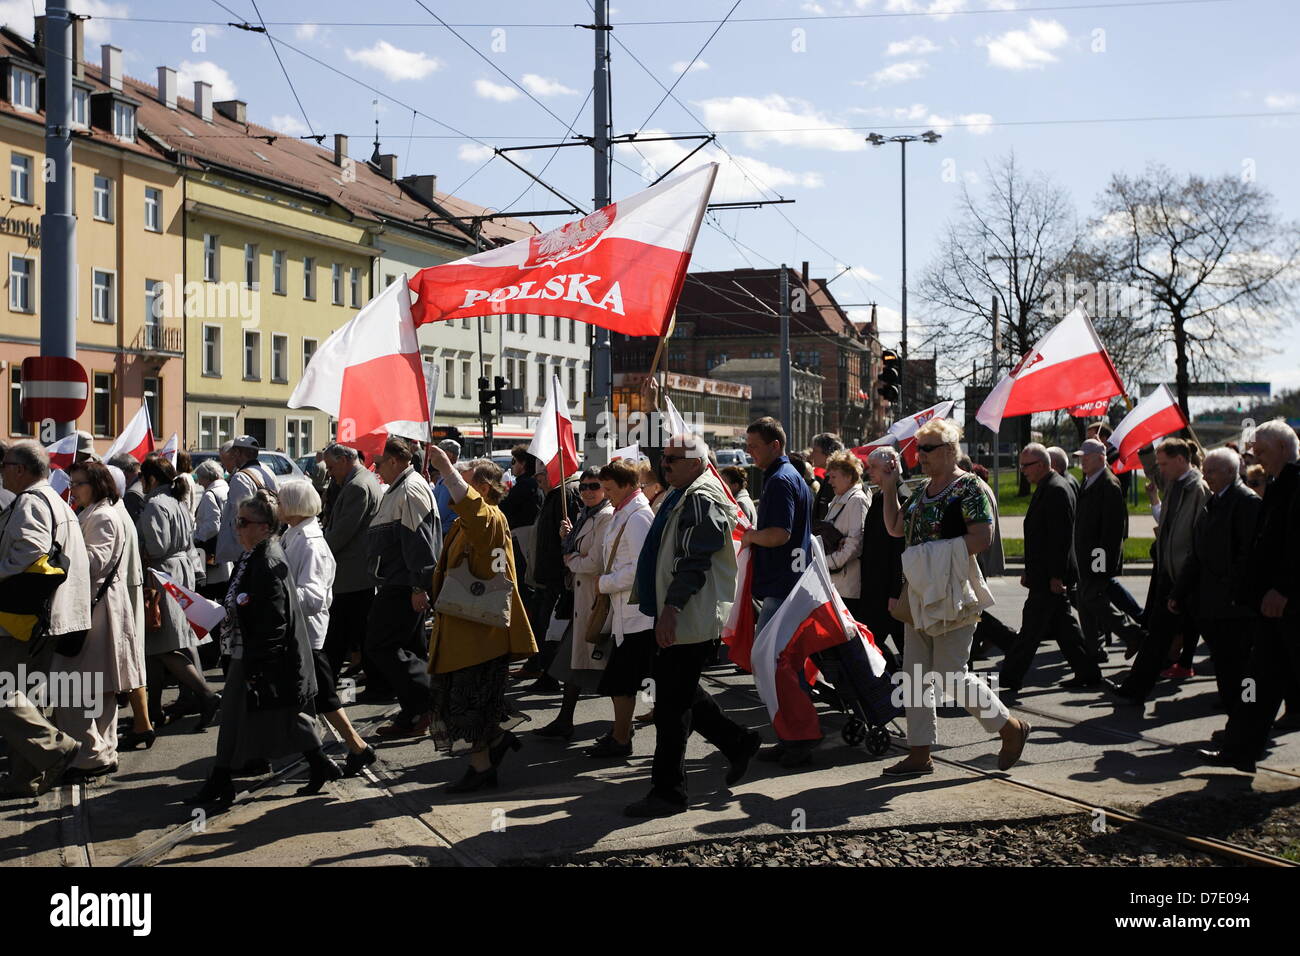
top-left (1068, 397), bottom-right (1111, 418)
top-left (150, 568), bottom-right (225, 643)
top-left (160, 432), bottom-right (179, 467)
top-left (975, 306), bottom-right (1125, 433)
top-left (852, 399), bottom-right (956, 469)
top-left (288, 275), bottom-right (430, 463)
top-left (45, 434), bottom-right (78, 472)
top-left (407, 164), bottom-right (718, 337)
top-left (527, 374), bottom-right (579, 487)
top-left (1108, 384), bottom-right (1189, 473)
top-left (103, 404), bottom-right (155, 464)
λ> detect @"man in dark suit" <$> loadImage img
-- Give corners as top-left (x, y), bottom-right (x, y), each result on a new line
top-left (1073, 439), bottom-right (1145, 659)
top-left (322, 443), bottom-right (382, 681)
top-left (1169, 447), bottom-right (1261, 722)
top-left (1000, 443), bottom-right (1102, 694)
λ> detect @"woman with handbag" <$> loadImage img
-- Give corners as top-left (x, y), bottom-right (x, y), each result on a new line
top-left (818, 451), bottom-right (870, 619)
top-left (877, 418), bottom-right (1028, 777)
top-left (137, 454), bottom-right (220, 733)
top-left (51, 461), bottom-right (144, 780)
top-left (186, 491), bottom-right (339, 806)
top-left (535, 468), bottom-right (613, 740)
top-left (422, 447), bottom-right (538, 794)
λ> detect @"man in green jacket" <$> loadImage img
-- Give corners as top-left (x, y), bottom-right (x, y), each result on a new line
top-left (625, 433), bottom-right (762, 818)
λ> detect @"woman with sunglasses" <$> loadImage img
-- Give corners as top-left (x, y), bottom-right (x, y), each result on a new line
top-left (877, 418), bottom-right (1029, 776)
top-left (536, 468), bottom-right (614, 741)
top-left (186, 491), bottom-right (339, 805)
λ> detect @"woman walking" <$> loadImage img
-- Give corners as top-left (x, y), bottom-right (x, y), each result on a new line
top-left (278, 479), bottom-right (377, 777)
top-left (422, 446), bottom-right (538, 793)
top-left (137, 454), bottom-right (220, 732)
top-left (185, 492), bottom-right (340, 806)
top-left (877, 418), bottom-right (1030, 776)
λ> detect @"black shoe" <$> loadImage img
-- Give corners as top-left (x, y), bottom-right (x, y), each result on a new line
top-left (624, 793), bottom-right (687, 818)
top-left (1274, 711), bottom-right (1300, 734)
top-left (193, 693), bottom-right (221, 732)
top-left (780, 738), bottom-right (821, 769)
top-left (489, 731), bottom-right (522, 768)
top-left (533, 720), bottom-right (574, 740)
top-left (183, 773), bottom-right (235, 806)
top-left (1196, 748), bottom-right (1256, 773)
top-left (62, 763), bottom-right (117, 785)
top-left (1102, 677), bottom-right (1142, 705)
top-left (527, 675), bottom-right (562, 694)
top-left (446, 764), bottom-right (498, 794)
top-left (725, 730), bottom-right (763, 786)
top-left (356, 688), bottom-right (397, 705)
top-left (300, 755), bottom-right (343, 795)
top-left (235, 758), bottom-right (272, 777)
top-left (120, 729), bottom-right (156, 751)
top-left (1091, 648), bottom-right (1109, 664)
top-left (343, 746), bottom-right (378, 778)
top-left (1061, 676), bottom-right (1102, 689)
top-left (756, 742), bottom-right (787, 763)
top-left (586, 734), bottom-right (633, 759)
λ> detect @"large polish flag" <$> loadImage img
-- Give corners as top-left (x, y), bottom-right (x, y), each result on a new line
top-left (103, 405), bottom-right (155, 463)
top-left (975, 306), bottom-right (1124, 433)
top-left (289, 275), bottom-right (430, 461)
top-left (407, 164), bottom-right (718, 337)
top-left (150, 569), bottom-right (225, 643)
top-left (528, 374), bottom-right (580, 487)
top-left (750, 537), bottom-right (887, 741)
top-left (1108, 384), bottom-right (1189, 473)
top-left (852, 399), bottom-right (956, 469)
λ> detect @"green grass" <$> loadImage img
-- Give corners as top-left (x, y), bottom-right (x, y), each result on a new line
top-left (1002, 537), bottom-right (1154, 563)
top-left (992, 467), bottom-right (1152, 516)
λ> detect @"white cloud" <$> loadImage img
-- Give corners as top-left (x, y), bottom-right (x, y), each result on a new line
top-left (983, 18), bottom-right (1068, 70)
top-left (1264, 92), bottom-right (1298, 110)
top-left (616, 131), bottom-right (822, 202)
top-left (294, 24), bottom-right (321, 42)
top-left (869, 60), bottom-right (928, 87)
top-left (0, 1), bottom-right (129, 45)
top-left (474, 78), bottom-right (520, 102)
top-left (178, 60), bottom-right (237, 101)
top-left (801, 2), bottom-right (827, 13)
top-left (885, 36), bottom-right (940, 57)
top-left (458, 143), bottom-right (495, 163)
top-left (985, 0), bottom-right (1017, 9)
top-left (696, 94), bottom-right (867, 152)
top-left (885, 0), bottom-right (968, 20)
top-left (672, 60), bottom-right (710, 74)
top-left (270, 114), bottom-right (310, 137)
top-left (345, 41), bottom-right (441, 81)
top-left (520, 74), bottom-right (577, 97)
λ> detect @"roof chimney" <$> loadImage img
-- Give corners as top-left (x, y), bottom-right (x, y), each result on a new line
top-left (156, 67), bottom-right (177, 109)
top-left (333, 134), bottom-right (348, 167)
top-left (801, 260), bottom-right (810, 287)
top-left (193, 81), bottom-right (212, 122)
top-left (101, 44), bottom-right (122, 92)
top-left (377, 154), bottom-right (398, 181)
top-left (214, 99), bottom-right (246, 124)
top-left (400, 174), bottom-right (438, 203)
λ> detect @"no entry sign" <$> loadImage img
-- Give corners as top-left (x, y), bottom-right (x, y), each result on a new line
top-left (20, 355), bottom-right (89, 422)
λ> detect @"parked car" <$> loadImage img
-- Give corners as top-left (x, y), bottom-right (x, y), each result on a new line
top-left (295, 454), bottom-right (317, 475)
top-left (715, 448), bottom-right (753, 467)
top-left (188, 450), bottom-right (306, 480)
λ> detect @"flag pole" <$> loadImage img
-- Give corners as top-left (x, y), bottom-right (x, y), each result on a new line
top-left (555, 373), bottom-right (574, 525)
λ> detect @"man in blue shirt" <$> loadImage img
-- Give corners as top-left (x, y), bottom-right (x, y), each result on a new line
top-left (430, 439), bottom-right (460, 537)
top-left (743, 416), bottom-right (818, 767)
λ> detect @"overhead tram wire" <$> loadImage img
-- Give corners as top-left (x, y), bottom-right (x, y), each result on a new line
top-left (239, 0), bottom-right (319, 142)
top-left (636, 0), bottom-right (743, 132)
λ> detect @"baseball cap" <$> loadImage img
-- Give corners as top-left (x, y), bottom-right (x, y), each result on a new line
top-left (1073, 438), bottom-right (1108, 457)
top-left (231, 435), bottom-right (261, 451)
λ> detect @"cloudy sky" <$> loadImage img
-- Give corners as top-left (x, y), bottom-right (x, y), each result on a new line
top-left (10, 0), bottom-right (1299, 400)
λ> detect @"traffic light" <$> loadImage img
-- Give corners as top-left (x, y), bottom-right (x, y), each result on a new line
top-left (493, 375), bottom-right (507, 415)
top-left (877, 349), bottom-right (902, 404)
top-left (477, 376), bottom-right (499, 420)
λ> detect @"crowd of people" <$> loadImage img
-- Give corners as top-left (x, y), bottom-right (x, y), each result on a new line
top-left (1, 398), bottom-right (1297, 818)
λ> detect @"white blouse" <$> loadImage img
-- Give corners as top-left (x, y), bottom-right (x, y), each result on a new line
top-left (281, 517), bottom-right (336, 651)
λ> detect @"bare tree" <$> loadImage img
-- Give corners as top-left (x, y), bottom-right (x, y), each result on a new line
top-left (1091, 164), bottom-right (1300, 417)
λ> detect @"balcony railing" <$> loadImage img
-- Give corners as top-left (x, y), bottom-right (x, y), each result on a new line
top-left (134, 324), bottom-right (184, 354)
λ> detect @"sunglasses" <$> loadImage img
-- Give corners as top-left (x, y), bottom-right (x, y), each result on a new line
top-left (579, 482), bottom-right (601, 491)
top-left (235, 517), bottom-right (269, 528)
top-left (916, 443), bottom-right (947, 454)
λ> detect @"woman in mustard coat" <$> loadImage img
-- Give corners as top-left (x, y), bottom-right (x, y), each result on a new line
top-left (422, 445), bottom-right (538, 793)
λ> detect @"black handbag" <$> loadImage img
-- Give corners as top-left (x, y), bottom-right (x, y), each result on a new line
top-left (244, 653), bottom-right (292, 712)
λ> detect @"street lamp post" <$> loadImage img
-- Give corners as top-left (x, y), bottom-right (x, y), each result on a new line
top-left (866, 130), bottom-right (941, 410)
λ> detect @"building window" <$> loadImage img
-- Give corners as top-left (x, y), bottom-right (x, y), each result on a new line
top-left (272, 250), bottom-right (286, 295)
top-left (143, 376), bottom-right (161, 437)
top-left (93, 175), bottom-right (113, 222)
top-left (286, 418), bottom-right (313, 459)
top-left (92, 270), bottom-right (115, 323)
top-left (384, 273), bottom-right (396, 290)
top-left (9, 255), bottom-right (33, 312)
top-left (536, 357), bottom-right (547, 405)
top-left (9, 67), bottom-right (36, 112)
top-left (202, 325), bottom-right (221, 376)
top-left (10, 153), bottom-right (31, 204)
top-left (302, 337), bottom-right (318, 371)
top-left (244, 244), bottom-right (258, 288)
top-left (520, 314), bottom-right (528, 335)
top-left (349, 267), bottom-right (361, 307)
top-left (112, 102), bottom-right (136, 141)
top-left (71, 88), bottom-right (89, 128)
top-left (553, 315), bottom-right (561, 340)
top-left (443, 358), bottom-right (455, 398)
top-left (506, 314), bottom-right (515, 332)
top-left (461, 360), bottom-right (471, 399)
top-left (92, 372), bottom-right (114, 438)
top-left (144, 279), bottom-right (162, 347)
top-left (303, 257), bottom-right (315, 299)
top-left (243, 330), bottom-right (261, 380)
top-left (144, 187), bottom-right (162, 232)
top-left (568, 366), bottom-right (576, 403)
top-left (483, 314), bottom-right (493, 334)
top-left (199, 413), bottom-right (235, 450)
top-left (271, 333), bottom-right (288, 383)
top-left (203, 234), bottom-right (219, 281)
top-left (9, 367), bottom-right (31, 436)
top-left (331, 263), bottom-right (343, 305)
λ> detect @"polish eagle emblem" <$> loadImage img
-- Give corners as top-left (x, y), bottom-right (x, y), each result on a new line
top-left (524, 205), bottom-right (617, 268)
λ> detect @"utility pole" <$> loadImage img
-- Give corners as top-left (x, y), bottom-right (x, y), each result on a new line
top-left (41, 2), bottom-right (77, 439)
top-left (779, 265), bottom-right (791, 434)
top-left (587, 0), bottom-right (612, 466)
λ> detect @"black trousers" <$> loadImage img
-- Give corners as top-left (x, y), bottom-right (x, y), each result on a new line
top-left (197, 581), bottom-right (229, 671)
top-left (1118, 576), bottom-right (1184, 699)
top-left (1199, 617), bottom-right (1254, 719)
top-left (364, 587), bottom-right (431, 721)
top-left (650, 639), bottom-right (749, 805)
top-left (1224, 616), bottom-right (1300, 759)
top-left (325, 587), bottom-right (375, 676)
top-left (1077, 574), bottom-right (1142, 654)
top-left (526, 586), bottom-right (562, 671)
top-left (1000, 589), bottom-right (1101, 692)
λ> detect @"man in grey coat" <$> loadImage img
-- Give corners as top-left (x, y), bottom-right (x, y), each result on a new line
top-left (322, 443), bottom-right (381, 679)
top-left (216, 436), bottom-right (279, 566)
top-left (0, 440), bottom-right (90, 797)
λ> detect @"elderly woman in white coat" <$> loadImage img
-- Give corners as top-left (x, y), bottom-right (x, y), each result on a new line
top-left (587, 459), bottom-right (656, 760)
top-left (536, 469), bottom-right (613, 740)
top-left (279, 480), bottom-right (376, 777)
top-left (820, 451), bottom-right (871, 619)
top-left (137, 453), bottom-right (221, 732)
top-left (52, 461), bottom-right (145, 780)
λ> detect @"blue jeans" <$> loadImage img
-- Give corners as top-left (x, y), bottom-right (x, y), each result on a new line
top-left (756, 596), bottom-right (782, 635)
